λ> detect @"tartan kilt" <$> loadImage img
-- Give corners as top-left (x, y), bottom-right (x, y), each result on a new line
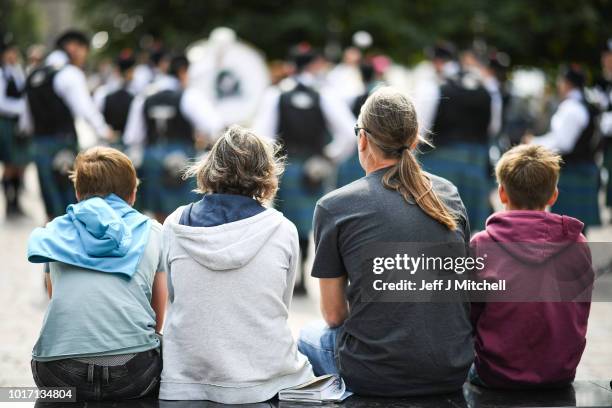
top-left (553, 161), bottom-right (601, 227)
top-left (31, 135), bottom-right (78, 218)
top-left (0, 116), bottom-right (31, 166)
top-left (276, 159), bottom-right (325, 239)
top-left (337, 152), bottom-right (364, 188)
top-left (419, 142), bottom-right (492, 231)
top-left (140, 143), bottom-right (199, 216)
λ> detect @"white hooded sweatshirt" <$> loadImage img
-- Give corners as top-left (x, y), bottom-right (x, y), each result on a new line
top-left (159, 206), bottom-right (314, 403)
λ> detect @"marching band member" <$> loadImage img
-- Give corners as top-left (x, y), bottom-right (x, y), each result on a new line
top-left (253, 45), bottom-right (355, 293)
top-left (123, 55), bottom-right (223, 222)
top-left (22, 30), bottom-right (113, 220)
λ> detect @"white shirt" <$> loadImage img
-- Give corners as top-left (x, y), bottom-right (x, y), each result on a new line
top-left (252, 72), bottom-right (356, 163)
top-left (532, 89), bottom-right (589, 154)
top-left (0, 65), bottom-right (25, 117)
top-left (20, 50), bottom-right (111, 138)
top-left (123, 76), bottom-right (223, 147)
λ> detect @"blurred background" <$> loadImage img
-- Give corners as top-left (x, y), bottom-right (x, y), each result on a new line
top-left (0, 0), bottom-right (611, 393)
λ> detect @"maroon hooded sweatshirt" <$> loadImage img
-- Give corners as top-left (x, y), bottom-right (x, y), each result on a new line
top-left (470, 211), bottom-right (592, 388)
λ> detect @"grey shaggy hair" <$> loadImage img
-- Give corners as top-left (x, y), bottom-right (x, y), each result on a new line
top-left (184, 125), bottom-right (285, 205)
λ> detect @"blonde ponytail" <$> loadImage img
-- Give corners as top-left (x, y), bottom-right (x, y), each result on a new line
top-left (359, 86), bottom-right (458, 230)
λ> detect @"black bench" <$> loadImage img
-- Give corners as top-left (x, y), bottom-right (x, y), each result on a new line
top-left (34, 380), bottom-right (612, 408)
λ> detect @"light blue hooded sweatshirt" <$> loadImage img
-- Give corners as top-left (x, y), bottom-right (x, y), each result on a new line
top-left (28, 194), bottom-right (151, 277)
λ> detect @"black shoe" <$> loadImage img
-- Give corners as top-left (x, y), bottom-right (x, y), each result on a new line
top-left (293, 281), bottom-right (307, 296)
top-left (6, 201), bottom-right (23, 216)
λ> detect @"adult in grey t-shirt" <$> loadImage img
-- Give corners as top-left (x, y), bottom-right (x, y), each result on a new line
top-left (302, 167), bottom-right (474, 396)
top-left (298, 86), bottom-right (474, 396)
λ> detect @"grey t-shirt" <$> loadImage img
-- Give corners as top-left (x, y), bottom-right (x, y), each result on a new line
top-left (312, 167), bottom-right (474, 396)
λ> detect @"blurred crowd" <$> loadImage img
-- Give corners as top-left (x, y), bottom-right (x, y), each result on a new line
top-left (1, 28), bottom-right (611, 240)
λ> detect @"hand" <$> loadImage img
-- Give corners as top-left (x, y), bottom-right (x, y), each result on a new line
top-left (194, 133), bottom-right (211, 151)
top-left (106, 129), bottom-right (118, 143)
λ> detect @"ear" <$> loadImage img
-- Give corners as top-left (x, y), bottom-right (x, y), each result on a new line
top-left (547, 187), bottom-right (559, 207)
top-left (358, 131), bottom-right (368, 152)
top-left (128, 188), bottom-right (137, 207)
top-left (498, 184), bottom-right (509, 205)
top-left (75, 192), bottom-right (81, 202)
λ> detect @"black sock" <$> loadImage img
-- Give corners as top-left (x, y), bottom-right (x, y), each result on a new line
top-left (10, 176), bottom-right (21, 206)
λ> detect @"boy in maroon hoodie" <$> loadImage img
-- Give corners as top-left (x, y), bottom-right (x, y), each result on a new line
top-left (469, 144), bottom-right (593, 389)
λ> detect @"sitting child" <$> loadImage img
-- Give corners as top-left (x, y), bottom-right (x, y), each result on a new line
top-left (470, 144), bottom-right (592, 388)
top-left (159, 125), bottom-right (314, 404)
top-left (28, 146), bottom-right (167, 400)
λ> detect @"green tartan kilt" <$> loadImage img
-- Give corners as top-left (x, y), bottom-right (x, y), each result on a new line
top-left (140, 143), bottom-right (199, 216)
top-left (337, 152), bottom-right (364, 188)
top-left (419, 142), bottom-right (492, 231)
top-left (553, 161), bottom-right (601, 227)
top-left (0, 116), bottom-right (31, 166)
top-left (276, 159), bottom-right (325, 239)
top-left (31, 135), bottom-right (78, 218)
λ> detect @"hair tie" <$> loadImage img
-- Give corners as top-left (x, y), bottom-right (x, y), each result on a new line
top-left (397, 145), bottom-right (409, 154)
top-left (415, 181), bottom-right (434, 202)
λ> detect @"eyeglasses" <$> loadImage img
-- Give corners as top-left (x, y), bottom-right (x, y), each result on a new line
top-left (354, 125), bottom-right (371, 137)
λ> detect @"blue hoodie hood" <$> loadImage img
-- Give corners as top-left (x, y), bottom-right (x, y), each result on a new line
top-left (27, 194), bottom-right (151, 278)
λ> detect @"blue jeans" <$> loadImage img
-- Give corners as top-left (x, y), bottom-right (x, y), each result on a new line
top-left (468, 363), bottom-right (487, 387)
top-left (298, 320), bottom-right (340, 377)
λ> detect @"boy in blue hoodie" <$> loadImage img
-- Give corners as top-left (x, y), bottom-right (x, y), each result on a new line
top-left (27, 146), bottom-right (167, 401)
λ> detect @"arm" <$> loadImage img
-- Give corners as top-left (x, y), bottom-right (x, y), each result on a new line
top-left (0, 71), bottom-right (25, 117)
top-left (319, 90), bottom-right (357, 162)
top-left (282, 227), bottom-right (301, 308)
top-left (19, 99), bottom-right (33, 134)
top-left (414, 80), bottom-right (441, 135)
top-left (93, 86), bottom-right (107, 112)
top-left (531, 100), bottom-right (589, 154)
top-left (45, 273), bottom-right (52, 299)
top-left (319, 276), bottom-right (349, 327)
top-left (54, 66), bottom-right (111, 140)
top-left (251, 87), bottom-right (280, 141)
top-left (311, 204), bottom-right (350, 327)
top-left (151, 271), bottom-right (168, 333)
top-left (122, 94), bottom-right (146, 147)
top-left (483, 79), bottom-right (503, 136)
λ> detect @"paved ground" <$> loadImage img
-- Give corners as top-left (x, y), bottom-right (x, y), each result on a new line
top-left (0, 164), bottom-right (610, 388)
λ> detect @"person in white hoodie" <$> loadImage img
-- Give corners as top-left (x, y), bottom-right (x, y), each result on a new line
top-left (159, 125), bottom-right (314, 403)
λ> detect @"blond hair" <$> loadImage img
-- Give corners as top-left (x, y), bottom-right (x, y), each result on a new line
top-left (69, 146), bottom-right (139, 203)
top-left (359, 87), bottom-right (457, 230)
top-left (496, 144), bottom-right (562, 209)
top-left (184, 125), bottom-right (284, 204)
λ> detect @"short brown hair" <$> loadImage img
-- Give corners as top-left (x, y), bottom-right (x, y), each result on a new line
top-left (495, 145), bottom-right (562, 209)
top-left (185, 125), bottom-right (284, 204)
top-left (70, 146), bottom-right (139, 203)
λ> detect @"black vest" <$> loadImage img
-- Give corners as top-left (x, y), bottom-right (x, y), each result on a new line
top-left (143, 89), bottom-right (193, 145)
top-left (103, 87), bottom-right (133, 133)
top-left (1, 67), bottom-right (23, 119)
top-left (432, 73), bottom-right (491, 145)
top-left (25, 65), bottom-right (76, 137)
top-left (277, 82), bottom-right (328, 157)
top-left (563, 100), bottom-right (598, 164)
top-left (352, 91), bottom-right (369, 118)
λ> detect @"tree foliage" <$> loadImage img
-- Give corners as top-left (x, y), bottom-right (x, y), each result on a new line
top-left (0, 0), bottom-right (42, 48)
top-left (70, 0), bottom-right (612, 69)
